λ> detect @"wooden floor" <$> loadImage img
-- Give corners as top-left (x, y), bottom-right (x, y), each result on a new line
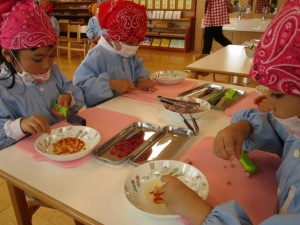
top-left (0, 48), bottom-right (256, 225)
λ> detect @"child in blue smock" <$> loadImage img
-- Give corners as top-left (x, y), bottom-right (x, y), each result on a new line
top-left (161, 1), bottom-right (300, 224)
top-left (86, 3), bottom-right (103, 49)
top-left (73, 0), bottom-right (156, 107)
top-left (0, 0), bottom-right (84, 150)
top-left (40, 1), bottom-right (60, 37)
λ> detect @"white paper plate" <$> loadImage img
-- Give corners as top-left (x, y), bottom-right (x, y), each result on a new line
top-left (35, 126), bottom-right (100, 161)
top-left (153, 70), bottom-right (186, 85)
top-left (124, 160), bottom-right (209, 217)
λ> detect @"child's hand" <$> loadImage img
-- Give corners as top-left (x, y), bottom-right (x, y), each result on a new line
top-left (57, 94), bottom-right (72, 107)
top-left (110, 79), bottom-right (136, 94)
top-left (254, 95), bottom-right (271, 112)
top-left (20, 114), bottom-right (50, 135)
top-left (213, 121), bottom-right (252, 160)
top-left (92, 36), bottom-right (100, 44)
top-left (161, 175), bottom-right (212, 225)
top-left (136, 78), bottom-right (157, 92)
top-left (52, 94), bottom-right (71, 117)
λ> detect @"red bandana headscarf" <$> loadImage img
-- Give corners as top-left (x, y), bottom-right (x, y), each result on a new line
top-left (98, 0), bottom-right (147, 42)
top-left (40, 1), bottom-right (54, 14)
top-left (0, 0), bottom-right (57, 50)
top-left (249, 0), bottom-right (300, 98)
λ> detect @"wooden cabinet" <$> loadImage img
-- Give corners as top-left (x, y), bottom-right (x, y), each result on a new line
top-left (211, 31), bottom-right (264, 52)
top-left (138, 0), bottom-right (197, 53)
top-left (51, 1), bottom-right (96, 24)
top-left (141, 17), bottom-right (194, 53)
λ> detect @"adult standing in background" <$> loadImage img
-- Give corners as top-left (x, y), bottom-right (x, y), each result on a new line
top-left (40, 1), bottom-right (60, 37)
top-left (202, 0), bottom-right (232, 54)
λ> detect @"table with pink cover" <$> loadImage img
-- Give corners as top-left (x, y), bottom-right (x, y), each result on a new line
top-left (0, 80), bottom-right (268, 225)
top-left (180, 136), bottom-right (280, 225)
top-left (16, 108), bottom-right (140, 167)
top-left (123, 79), bottom-right (197, 102)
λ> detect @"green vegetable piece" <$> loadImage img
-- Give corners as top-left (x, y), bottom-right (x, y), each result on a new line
top-left (225, 89), bottom-right (237, 100)
top-left (240, 151), bottom-right (258, 173)
top-left (51, 102), bottom-right (68, 118)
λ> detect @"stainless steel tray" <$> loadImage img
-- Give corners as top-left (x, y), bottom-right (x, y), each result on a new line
top-left (93, 121), bottom-right (160, 165)
top-left (128, 125), bottom-right (193, 166)
top-left (202, 88), bottom-right (247, 110)
top-left (178, 83), bottom-right (224, 98)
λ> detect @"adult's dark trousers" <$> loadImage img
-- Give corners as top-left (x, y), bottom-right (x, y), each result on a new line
top-left (202, 26), bottom-right (232, 54)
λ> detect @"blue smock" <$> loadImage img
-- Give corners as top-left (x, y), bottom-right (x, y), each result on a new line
top-left (0, 63), bottom-right (85, 149)
top-left (50, 16), bottom-right (60, 37)
top-left (86, 16), bottom-right (103, 44)
top-left (73, 35), bottom-right (149, 107)
top-left (203, 109), bottom-right (300, 225)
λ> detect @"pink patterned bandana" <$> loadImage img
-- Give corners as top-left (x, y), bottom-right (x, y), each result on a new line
top-left (98, 0), bottom-right (147, 42)
top-left (0, 0), bottom-right (57, 50)
top-left (249, 0), bottom-right (300, 98)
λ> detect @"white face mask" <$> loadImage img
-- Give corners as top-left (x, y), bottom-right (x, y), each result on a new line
top-left (10, 50), bottom-right (51, 84)
top-left (17, 69), bottom-right (51, 84)
top-left (115, 42), bottom-right (139, 58)
top-left (273, 114), bottom-right (300, 138)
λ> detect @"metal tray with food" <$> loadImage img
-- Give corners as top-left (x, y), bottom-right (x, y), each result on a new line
top-left (203, 88), bottom-right (247, 110)
top-left (178, 83), bottom-right (224, 99)
top-left (128, 125), bottom-right (193, 166)
top-left (93, 121), bottom-right (160, 165)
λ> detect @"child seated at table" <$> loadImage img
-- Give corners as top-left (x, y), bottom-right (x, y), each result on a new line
top-left (161, 0), bottom-right (300, 224)
top-left (0, 0), bottom-right (85, 150)
top-left (73, 0), bottom-right (156, 107)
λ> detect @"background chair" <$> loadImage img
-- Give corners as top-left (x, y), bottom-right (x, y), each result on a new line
top-left (68, 24), bottom-right (88, 59)
top-left (57, 21), bottom-right (88, 59)
top-left (56, 20), bottom-right (70, 57)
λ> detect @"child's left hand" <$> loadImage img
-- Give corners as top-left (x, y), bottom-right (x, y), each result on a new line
top-left (136, 78), bottom-right (157, 92)
top-left (51, 94), bottom-right (72, 117)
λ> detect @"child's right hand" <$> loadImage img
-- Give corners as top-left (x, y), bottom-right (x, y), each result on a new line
top-left (20, 114), bottom-right (51, 135)
top-left (213, 121), bottom-right (252, 160)
top-left (110, 79), bottom-right (136, 94)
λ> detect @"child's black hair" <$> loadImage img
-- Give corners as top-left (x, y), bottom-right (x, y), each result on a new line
top-left (0, 46), bottom-right (46, 89)
top-left (0, 45), bottom-right (17, 89)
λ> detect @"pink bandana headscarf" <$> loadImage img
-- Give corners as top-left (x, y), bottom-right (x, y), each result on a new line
top-left (0, 0), bottom-right (57, 50)
top-left (249, 0), bottom-right (300, 98)
top-left (98, 0), bottom-right (147, 42)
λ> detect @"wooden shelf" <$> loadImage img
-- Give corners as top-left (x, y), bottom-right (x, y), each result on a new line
top-left (148, 18), bottom-right (192, 22)
top-left (140, 45), bottom-right (185, 52)
top-left (145, 16), bottom-right (194, 52)
top-left (52, 1), bottom-right (95, 24)
top-left (52, 0), bottom-right (196, 52)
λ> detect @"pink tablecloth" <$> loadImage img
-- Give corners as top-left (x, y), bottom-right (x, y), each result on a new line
top-left (225, 91), bottom-right (259, 116)
top-left (123, 79), bottom-right (198, 102)
top-left (180, 136), bottom-right (280, 225)
top-left (16, 108), bottom-right (140, 168)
